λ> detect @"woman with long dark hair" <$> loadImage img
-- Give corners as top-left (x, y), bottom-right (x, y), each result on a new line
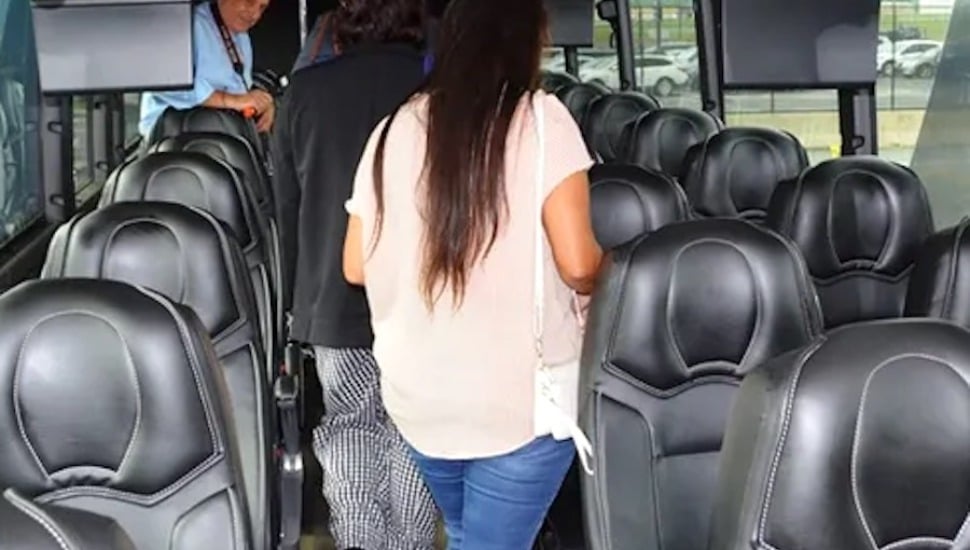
top-left (342, 0), bottom-right (602, 547)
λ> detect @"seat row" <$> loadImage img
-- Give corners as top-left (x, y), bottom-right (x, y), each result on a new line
top-left (591, 152), bottom-right (935, 330)
top-left (580, 214), bottom-right (970, 549)
top-left (2, 213), bottom-right (969, 549)
top-left (0, 106), bottom-right (302, 549)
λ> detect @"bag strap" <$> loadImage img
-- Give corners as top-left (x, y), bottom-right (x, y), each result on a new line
top-left (532, 92), bottom-right (546, 362)
top-left (210, 1), bottom-right (246, 79)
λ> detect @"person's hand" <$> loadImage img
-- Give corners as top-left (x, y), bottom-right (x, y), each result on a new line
top-left (250, 90), bottom-right (274, 114)
top-left (256, 100), bottom-right (275, 133)
top-left (227, 90), bottom-right (273, 116)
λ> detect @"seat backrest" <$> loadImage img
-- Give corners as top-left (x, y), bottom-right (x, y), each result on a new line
top-left (588, 163), bottom-right (690, 249)
top-left (0, 278), bottom-right (252, 549)
top-left (0, 489), bottom-right (136, 550)
top-left (41, 201), bottom-right (274, 548)
top-left (555, 81), bottom-right (610, 126)
top-left (623, 107), bottom-right (722, 178)
top-left (98, 151), bottom-right (278, 366)
top-left (905, 216), bottom-right (970, 326)
top-left (683, 127), bottom-right (808, 222)
top-left (582, 91), bottom-right (661, 163)
top-left (147, 106), bottom-right (264, 159)
top-left (151, 132), bottom-right (275, 220)
top-left (541, 70), bottom-right (580, 92)
top-left (99, 151), bottom-right (268, 266)
top-left (580, 218), bottom-right (823, 550)
top-left (768, 156), bottom-right (934, 329)
top-left (708, 318), bottom-right (970, 550)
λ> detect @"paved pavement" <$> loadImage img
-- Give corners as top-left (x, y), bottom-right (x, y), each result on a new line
top-left (663, 77), bottom-right (934, 112)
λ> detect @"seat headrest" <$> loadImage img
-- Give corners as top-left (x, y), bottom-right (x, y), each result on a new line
top-left (623, 107), bottom-right (722, 177)
top-left (906, 217), bottom-right (970, 328)
top-left (709, 318), bottom-right (970, 550)
top-left (588, 164), bottom-right (690, 249)
top-left (148, 107), bottom-right (262, 155)
top-left (768, 156), bottom-right (934, 326)
top-left (42, 202), bottom-right (257, 340)
top-left (583, 92), bottom-right (661, 163)
top-left (541, 70), bottom-right (580, 93)
top-left (99, 152), bottom-right (260, 250)
top-left (584, 218), bottom-right (822, 392)
top-left (151, 132), bottom-right (271, 209)
top-left (0, 489), bottom-right (136, 549)
top-left (555, 81), bottom-right (610, 125)
top-left (0, 279), bottom-right (227, 497)
top-left (684, 127), bottom-right (808, 222)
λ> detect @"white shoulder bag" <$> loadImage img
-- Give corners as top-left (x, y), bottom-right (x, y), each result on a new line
top-left (531, 92), bottom-right (594, 476)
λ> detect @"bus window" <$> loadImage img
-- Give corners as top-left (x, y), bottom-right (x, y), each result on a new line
top-left (123, 93), bottom-right (141, 142)
top-left (721, 2), bottom-right (953, 166)
top-left (73, 97), bottom-right (96, 204)
top-left (0, 0), bottom-right (42, 248)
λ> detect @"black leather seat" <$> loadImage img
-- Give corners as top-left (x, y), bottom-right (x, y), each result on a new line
top-left (905, 216), bottom-right (970, 324)
top-left (147, 106), bottom-right (265, 161)
top-left (708, 318), bottom-right (970, 550)
top-left (683, 127), bottom-right (808, 222)
top-left (41, 202), bottom-right (274, 549)
top-left (542, 70), bottom-right (580, 92)
top-left (622, 107), bottom-right (722, 179)
top-left (583, 91), bottom-right (661, 163)
top-left (151, 131), bottom-right (276, 221)
top-left (555, 81), bottom-right (610, 126)
top-left (0, 488), bottom-right (136, 549)
top-left (0, 278), bottom-right (253, 549)
top-left (588, 163), bottom-right (690, 249)
top-left (99, 151), bottom-right (280, 351)
top-left (767, 156), bottom-right (934, 329)
top-left (580, 218), bottom-right (823, 550)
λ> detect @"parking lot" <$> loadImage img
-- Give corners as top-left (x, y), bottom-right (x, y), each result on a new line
top-left (660, 76), bottom-right (934, 112)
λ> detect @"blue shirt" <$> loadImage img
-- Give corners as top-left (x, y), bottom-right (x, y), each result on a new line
top-left (139, 1), bottom-right (253, 137)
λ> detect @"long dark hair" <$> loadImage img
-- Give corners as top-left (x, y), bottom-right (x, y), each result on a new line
top-left (372, 0), bottom-right (549, 308)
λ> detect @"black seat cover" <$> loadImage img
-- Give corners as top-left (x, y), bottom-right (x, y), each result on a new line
top-left (623, 107), bottom-right (722, 178)
top-left (151, 131), bottom-right (275, 220)
top-left (99, 151), bottom-right (277, 351)
top-left (580, 218), bottom-right (823, 550)
top-left (905, 216), bottom-right (970, 325)
top-left (41, 202), bottom-right (273, 549)
top-left (683, 127), bottom-right (808, 222)
top-left (708, 318), bottom-right (970, 550)
top-left (0, 279), bottom-right (252, 549)
top-left (148, 106), bottom-right (264, 159)
top-left (768, 156), bottom-right (934, 329)
top-left (588, 163), bottom-right (690, 249)
top-left (555, 81), bottom-right (610, 126)
top-left (0, 489), bottom-right (136, 549)
top-left (542, 70), bottom-right (580, 92)
top-left (583, 92), bottom-right (661, 163)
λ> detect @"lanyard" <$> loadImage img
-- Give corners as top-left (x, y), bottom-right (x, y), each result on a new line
top-left (210, 1), bottom-right (245, 78)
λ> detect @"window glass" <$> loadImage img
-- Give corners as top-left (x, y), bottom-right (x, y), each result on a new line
top-left (0, 0), bottom-right (42, 247)
top-left (72, 96), bottom-right (94, 203)
top-left (123, 92), bottom-right (141, 142)
top-left (716, 2), bottom-right (952, 167)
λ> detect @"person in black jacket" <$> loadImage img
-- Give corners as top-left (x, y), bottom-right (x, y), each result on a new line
top-left (269, 0), bottom-right (437, 548)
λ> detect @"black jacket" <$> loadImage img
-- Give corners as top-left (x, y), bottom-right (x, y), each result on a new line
top-left (271, 42), bottom-right (425, 348)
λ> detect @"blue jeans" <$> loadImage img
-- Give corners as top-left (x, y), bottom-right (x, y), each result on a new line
top-left (409, 436), bottom-right (575, 550)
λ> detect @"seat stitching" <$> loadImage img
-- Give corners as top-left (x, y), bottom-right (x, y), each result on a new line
top-left (5, 490), bottom-right (75, 550)
top-left (756, 339), bottom-right (825, 550)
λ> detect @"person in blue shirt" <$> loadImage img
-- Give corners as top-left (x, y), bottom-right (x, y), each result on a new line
top-left (139, 0), bottom-right (274, 138)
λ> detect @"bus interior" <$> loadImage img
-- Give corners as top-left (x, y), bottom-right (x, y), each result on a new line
top-left (2, 0), bottom-right (970, 548)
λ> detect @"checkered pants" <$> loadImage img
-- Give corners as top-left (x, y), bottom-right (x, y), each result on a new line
top-left (312, 347), bottom-right (438, 550)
